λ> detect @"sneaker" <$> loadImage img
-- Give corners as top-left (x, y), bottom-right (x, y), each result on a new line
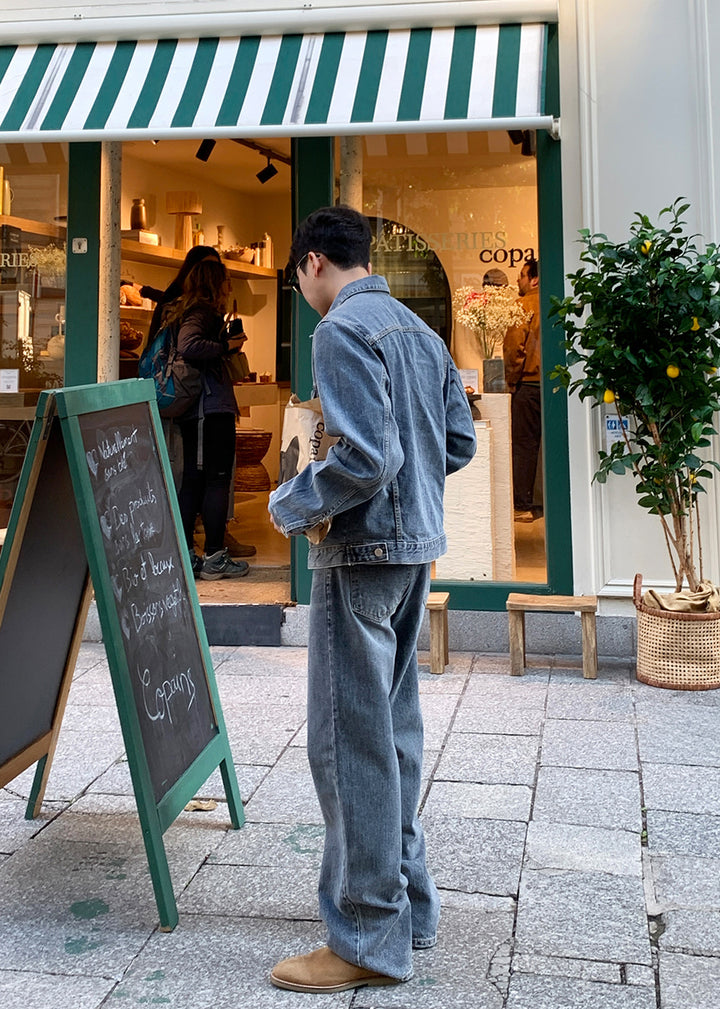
top-left (223, 531), bottom-right (257, 557)
top-left (200, 548), bottom-right (250, 580)
top-left (190, 552), bottom-right (203, 577)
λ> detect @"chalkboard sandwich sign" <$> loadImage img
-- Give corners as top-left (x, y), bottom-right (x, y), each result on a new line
top-left (0, 379), bottom-right (243, 930)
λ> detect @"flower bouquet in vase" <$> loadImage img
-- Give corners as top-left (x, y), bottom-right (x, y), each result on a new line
top-left (453, 285), bottom-right (529, 391)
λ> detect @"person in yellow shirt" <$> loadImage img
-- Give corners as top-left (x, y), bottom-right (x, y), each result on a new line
top-left (503, 258), bottom-right (541, 523)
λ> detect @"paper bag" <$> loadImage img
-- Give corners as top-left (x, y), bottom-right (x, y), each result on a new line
top-left (278, 394), bottom-right (339, 484)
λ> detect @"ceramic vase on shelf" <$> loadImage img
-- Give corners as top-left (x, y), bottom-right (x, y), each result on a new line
top-left (130, 198), bottom-right (147, 231)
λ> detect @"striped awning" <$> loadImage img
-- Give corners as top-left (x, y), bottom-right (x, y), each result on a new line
top-left (0, 24), bottom-right (553, 144)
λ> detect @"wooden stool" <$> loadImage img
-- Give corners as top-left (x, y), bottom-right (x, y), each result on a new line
top-left (426, 591), bottom-right (450, 674)
top-left (506, 593), bottom-right (598, 679)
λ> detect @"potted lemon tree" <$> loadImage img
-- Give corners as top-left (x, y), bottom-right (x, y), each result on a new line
top-left (551, 199), bottom-right (720, 688)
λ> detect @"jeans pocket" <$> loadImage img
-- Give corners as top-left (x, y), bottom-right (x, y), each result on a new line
top-left (349, 565), bottom-right (412, 624)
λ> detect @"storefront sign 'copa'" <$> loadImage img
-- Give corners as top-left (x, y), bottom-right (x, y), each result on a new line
top-left (372, 230), bottom-right (535, 268)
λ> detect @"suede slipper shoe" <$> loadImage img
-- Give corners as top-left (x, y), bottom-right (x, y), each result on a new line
top-left (270, 945), bottom-right (404, 993)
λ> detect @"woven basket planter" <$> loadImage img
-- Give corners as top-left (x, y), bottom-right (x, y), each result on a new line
top-left (634, 574), bottom-right (720, 690)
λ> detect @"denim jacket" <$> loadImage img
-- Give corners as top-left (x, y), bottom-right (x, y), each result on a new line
top-left (269, 275), bottom-right (476, 568)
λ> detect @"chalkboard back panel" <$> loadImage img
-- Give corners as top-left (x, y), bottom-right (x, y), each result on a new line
top-left (77, 401), bottom-right (217, 803)
top-left (0, 420), bottom-right (88, 767)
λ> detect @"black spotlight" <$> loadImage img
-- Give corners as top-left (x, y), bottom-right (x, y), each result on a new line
top-left (196, 139), bottom-right (216, 162)
top-left (256, 157), bottom-right (278, 184)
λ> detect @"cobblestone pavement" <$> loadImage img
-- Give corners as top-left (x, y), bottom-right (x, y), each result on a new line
top-left (1, 644), bottom-right (719, 1008)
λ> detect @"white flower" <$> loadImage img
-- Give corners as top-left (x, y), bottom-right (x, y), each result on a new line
top-left (453, 285), bottom-right (530, 358)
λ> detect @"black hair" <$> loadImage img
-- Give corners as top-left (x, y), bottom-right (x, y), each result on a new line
top-left (174, 245), bottom-right (221, 288)
top-left (289, 205), bottom-right (372, 274)
top-left (524, 257), bottom-right (539, 280)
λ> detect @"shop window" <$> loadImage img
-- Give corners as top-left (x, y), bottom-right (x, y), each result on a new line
top-left (0, 143), bottom-right (68, 528)
top-left (356, 131), bottom-right (546, 583)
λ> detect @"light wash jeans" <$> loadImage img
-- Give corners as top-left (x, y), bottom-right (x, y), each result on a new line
top-left (307, 562), bottom-right (440, 981)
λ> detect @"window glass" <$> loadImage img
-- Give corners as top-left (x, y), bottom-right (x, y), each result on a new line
top-left (355, 131), bottom-right (546, 582)
top-left (1, 143), bottom-right (67, 528)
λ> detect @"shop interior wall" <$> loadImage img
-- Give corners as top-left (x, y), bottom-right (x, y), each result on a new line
top-left (121, 150), bottom-right (291, 483)
top-left (561, 0), bottom-right (720, 605)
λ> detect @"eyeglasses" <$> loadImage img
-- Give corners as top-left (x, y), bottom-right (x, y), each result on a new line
top-left (288, 252), bottom-right (310, 293)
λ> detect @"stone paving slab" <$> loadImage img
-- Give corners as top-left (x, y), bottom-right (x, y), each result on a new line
top-left (660, 908), bottom-right (720, 956)
top-left (423, 813), bottom-right (526, 896)
top-left (177, 862), bottom-right (320, 919)
top-left (209, 821), bottom-right (324, 869)
top-left (0, 970), bottom-right (115, 1009)
top-left (659, 951), bottom-right (720, 1009)
top-left (512, 953), bottom-right (622, 984)
top-left (353, 907), bottom-right (513, 1009)
top-left (211, 645), bottom-right (309, 677)
top-left (532, 766), bottom-right (642, 832)
top-left (215, 672), bottom-right (307, 707)
top-left (647, 852), bottom-right (720, 910)
top-left (434, 732), bottom-right (539, 785)
top-left (506, 973), bottom-right (657, 1008)
top-left (545, 681), bottom-right (635, 722)
top-left (636, 703), bottom-right (720, 766)
top-left (223, 704), bottom-right (307, 764)
top-left (515, 869), bottom-right (652, 964)
top-left (645, 809), bottom-right (720, 856)
top-left (0, 839), bottom-right (162, 977)
top-left (524, 821), bottom-right (641, 877)
top-left (642, 762), bottom-right (720, 815)
top-left (6, 730), bottom-right (127, 803)
top-left (108, 917), bottom-right (349, 1009)
top-left (452, 700), bottom-right (545, 735)
top-left (423, 780), bottom-right (532, 822)
top-left (540, 718), bottom-right (638, 771)
top-left (243, 747), bottom-right (322, 824)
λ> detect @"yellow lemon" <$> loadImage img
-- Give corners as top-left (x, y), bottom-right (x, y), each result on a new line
top-left (690, 473), bottom-right (697, 485)
top-left (603, 389), bottom-right (615, 403)
top-left (708, 366), bottom-right (718, 375)
top-left (640, 240), bottom-right (652, 255)
top-left (666, 364), bottom-right (680, 379)
top-left (692, 317), bottom-right (701, 331)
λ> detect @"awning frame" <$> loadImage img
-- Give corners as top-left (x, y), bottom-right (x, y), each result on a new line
top-left (0, 117), bottom-right (560, 147)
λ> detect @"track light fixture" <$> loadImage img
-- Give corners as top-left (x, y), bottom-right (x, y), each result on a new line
top-left (195, 138), bottom-right (216, 162)
top-left (256, 157), bottom-right (279, 184)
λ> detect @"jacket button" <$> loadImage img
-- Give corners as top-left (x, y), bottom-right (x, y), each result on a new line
top-left (374, 547), bottom-right (384, 558)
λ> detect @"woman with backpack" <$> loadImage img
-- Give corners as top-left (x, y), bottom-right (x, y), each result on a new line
top-left (164, 257), bottom-right (250, 579)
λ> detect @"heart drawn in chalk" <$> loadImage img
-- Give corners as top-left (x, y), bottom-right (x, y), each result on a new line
top-left (86, 451), bottom-right (98, 478)
top-left (120, 610), bottom-right (132, 640)
top-left (111, 574), bottom-right (123, 602)
top-left (100, 514), bottom-right (113, 540)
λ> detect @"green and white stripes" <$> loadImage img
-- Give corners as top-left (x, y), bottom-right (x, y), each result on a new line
top-left (0, 24), bottom-right (549, 141)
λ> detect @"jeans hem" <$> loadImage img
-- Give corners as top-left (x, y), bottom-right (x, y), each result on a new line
top-left (412, 936), bottom-right (437, 950)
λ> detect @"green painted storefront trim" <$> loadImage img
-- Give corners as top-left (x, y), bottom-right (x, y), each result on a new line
top-left (536, 23), bottom-right (572, 596)
top-left (64, 143), bottom-right (101, 386)
top-left (290, 136), bottom-right (334, 605)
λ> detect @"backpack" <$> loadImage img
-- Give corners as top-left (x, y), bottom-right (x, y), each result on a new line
top-left (138, 320), bottom-right (205, 419)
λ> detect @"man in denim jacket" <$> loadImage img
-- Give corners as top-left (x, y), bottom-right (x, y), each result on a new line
top-left (268, 206), bottom-right (476, 994)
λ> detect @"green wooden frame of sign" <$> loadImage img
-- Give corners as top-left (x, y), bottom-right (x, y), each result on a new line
top-left (0, 380), bottom-right (243, 930)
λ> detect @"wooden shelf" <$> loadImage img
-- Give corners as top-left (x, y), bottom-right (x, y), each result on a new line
top-left (120, 306), bottom-right (153, 316)
top-left (120, 239), bottom-right (278, 280)
top-left (0, 215), bottom-right (66, 239)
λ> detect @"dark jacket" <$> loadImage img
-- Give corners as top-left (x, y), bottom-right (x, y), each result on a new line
top-left (175, 305), bottom-right (236, 418)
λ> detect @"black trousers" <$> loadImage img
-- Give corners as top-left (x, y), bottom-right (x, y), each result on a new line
top-left (178, 412), bottom-right (236, 555)
top-left (511, 382), bottom-right (542, 510)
